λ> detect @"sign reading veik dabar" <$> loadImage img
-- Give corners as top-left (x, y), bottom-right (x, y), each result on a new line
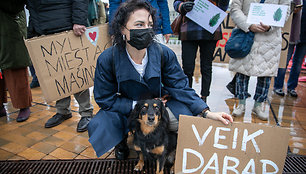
top-left (175, 115), bottom-right (290, 174)
top-left (26, 24), bottom-right (111, 102)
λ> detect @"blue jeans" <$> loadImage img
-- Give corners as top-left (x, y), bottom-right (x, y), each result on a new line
top-left (273, 44), bottom-right (295, 90)
top-left (287, 42), bottom-right (306, 90)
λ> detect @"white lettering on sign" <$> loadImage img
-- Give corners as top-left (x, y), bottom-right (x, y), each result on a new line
top-left (192, 124), bottom-right (212, 146)
top-left (214, 127), bottom-right (230, 149)
top-left (261, 160), bottom-right (279, 174)
top-left (201, 153), bottom-right (219, 174)
top-left (242, 129), bottom-right (264, 153)
top-left (222, 156), bottom-right (239, 174)
top-left (182, 148), bottom-right (204, 173)
top-left (182, 149), bottom-right (279, 173)
top-left (232, 128), bottom-right (238, 149)
top-left (242, 158), bottom-right (255, 174)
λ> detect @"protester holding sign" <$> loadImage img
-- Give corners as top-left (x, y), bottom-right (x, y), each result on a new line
top-left (173, 0), bottom-right (230, 103)
top-left (229, 0), bottom-right (290, 120)
top-left (109, 0), bottom-right (173, 43)
top-left (26, 0), bottom-right (94, 132)
top-left (88, 0), bottom-right (233, 159)
top-left (0, 1), bottom-right (32, 122)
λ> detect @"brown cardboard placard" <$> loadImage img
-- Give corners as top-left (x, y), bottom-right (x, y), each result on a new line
top-left (175, 115), bottom-right (290, 174)
top-left (26, 24), bottom-right (111, 103)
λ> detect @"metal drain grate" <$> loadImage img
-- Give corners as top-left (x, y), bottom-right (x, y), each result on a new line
top-left (0, 155), bottom-right (305, 174)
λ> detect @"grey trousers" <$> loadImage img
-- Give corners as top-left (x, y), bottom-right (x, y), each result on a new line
top-left (55, 89), bottom-right (93, 117)
top-left (166, 107), bottom-right (179, 132)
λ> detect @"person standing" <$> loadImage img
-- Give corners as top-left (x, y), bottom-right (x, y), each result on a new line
top-left (109, 0), bottom-right (173, 43)
top-left (173, 0), bottom-right (230, 103)
top-left (26, 0), bottom-right (94, 132)
top-left (0, 1), bottom-right (32, 122)
top-left (273, 0), bottom-right (306, 97)
top-left (229, 0), bottom-right (290, 120)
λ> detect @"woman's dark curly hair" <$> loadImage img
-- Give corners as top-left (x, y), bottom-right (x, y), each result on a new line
top-left (111, 0), bottom-right (157, 47)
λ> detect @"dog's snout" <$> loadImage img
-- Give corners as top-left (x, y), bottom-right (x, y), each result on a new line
top-left (148, 115), bottom-right (155, 122)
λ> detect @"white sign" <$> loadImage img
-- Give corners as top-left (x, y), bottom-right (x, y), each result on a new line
top-left (186, 0), bottom-right (227, 34)
top-left (247, 3), bottom-right (288, 27)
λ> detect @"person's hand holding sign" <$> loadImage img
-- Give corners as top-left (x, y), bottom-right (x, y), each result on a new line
top-left (249, 22), bottom-right (271, 33)
top-left (73, 24), bottom-right (86, 36)
top-left (179, 1), bottom-right (195, 15)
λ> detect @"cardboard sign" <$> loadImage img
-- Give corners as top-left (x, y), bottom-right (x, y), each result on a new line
top-left (26, 24), bottom-right (111, 102)
top-left (186, 0), bottom-right (227, 34)
top-left (175, 115), bottom-right (290, 174)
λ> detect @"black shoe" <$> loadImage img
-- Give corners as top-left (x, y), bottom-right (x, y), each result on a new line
top-left (226, 82), bottom-right (235, 95)
top-left (77, 116), bottom-right (92, 132)
top-left (30, 80), bottom-right (40, 89)
top-left (288, 89), bottom-right (298, 97)
top-left (16, 108), bottom-right (30, 122)
top-left (45, 113), bottom-right (72, 128)
top-left (115, 138), bottom-right (129, 160)
top-left (273, 89), bottom-right (285, 96)
top-left (0, 106), bottom-right (6, 117)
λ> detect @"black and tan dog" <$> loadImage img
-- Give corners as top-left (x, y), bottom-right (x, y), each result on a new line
top-left (129, 99), bottom-right (177, 174)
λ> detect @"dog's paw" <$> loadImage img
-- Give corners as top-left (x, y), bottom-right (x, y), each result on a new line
top-left (134, 162), bottom-right (144, 171)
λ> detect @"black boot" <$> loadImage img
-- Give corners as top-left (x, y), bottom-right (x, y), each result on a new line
top-left (115, 137), bottom-right (129, 160)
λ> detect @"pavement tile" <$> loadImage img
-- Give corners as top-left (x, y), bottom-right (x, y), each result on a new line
top-left (60, 142), bottom-right (87, 154)
top-left (26, 132), bottom-right (48, 141)
top-left (0, 149), bottom-right (15, 160)
top-left (8, 155), bottom-right (26, 160)
top-left (17, 148), bottom-right (46, 160)
top-left (0, 142), bottom-right (28, 154)
top-left (42, 155), bottom-right (58, 160)
top-left (43, 136), bottom-right (66, 147)
top-left (49, 148), bottom-right (77, 159)
top-left (75, 155), bottom-right (90, 159)
top-left (69, 136), bottom-right (91, 147)
top-left (0, 138), bottom-right (10, 147)
top-left (80, 147), bottom-right (97, 158)
top-left (53, 131), bottom-right (76, 141)
top-left (31, 142), bottom-right (57, 154)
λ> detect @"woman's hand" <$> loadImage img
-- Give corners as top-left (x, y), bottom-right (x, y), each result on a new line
top-left (249, 22), bottom-right (271, 33)
top-left (206, 111), bottom-right (233, 125)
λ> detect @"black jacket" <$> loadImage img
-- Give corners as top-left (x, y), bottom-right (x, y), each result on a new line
top-left (27, 0), bottom-right (88, 35)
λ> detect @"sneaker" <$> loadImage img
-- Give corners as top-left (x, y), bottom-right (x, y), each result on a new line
top-left (287, 89), bottom-right (298, 97)
top-left (45, 113), bottom-right (72, 128)
top-left (273, 89), bottom-right (285, 96)
top-left (232, 104), bottom-right (245, 117)
top-left (252, 103), bottom-right (268, 121)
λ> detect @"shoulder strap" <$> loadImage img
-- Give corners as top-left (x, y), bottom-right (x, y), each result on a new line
top-left (156, 43), bottom-right (164, 72)
top-left (112, 46), bottom-right (116, 80)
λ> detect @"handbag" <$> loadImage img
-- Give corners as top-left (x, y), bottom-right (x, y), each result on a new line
top-left (171, 14), bottom-right (183, 36)
top-left (225, 0), bottom-right (266, 59)
top-left (225, 28), bottom-right (255, 59)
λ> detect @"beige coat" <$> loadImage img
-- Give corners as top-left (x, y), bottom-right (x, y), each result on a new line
top-left (228, 0), bottom-right (290, 77)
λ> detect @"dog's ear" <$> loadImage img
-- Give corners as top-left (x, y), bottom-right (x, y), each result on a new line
top-left (130, 102), bottom-right (142, 119)
top-left (161, 102), bottom-right (170, 124)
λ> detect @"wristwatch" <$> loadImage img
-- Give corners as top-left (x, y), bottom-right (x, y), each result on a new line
top-left (200, 108), bottom-right (210, 118)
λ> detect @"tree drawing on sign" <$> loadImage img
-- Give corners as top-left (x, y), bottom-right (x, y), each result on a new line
top-left (273, 8), bottom-right (282, 21)
top-left (209, 13), bottom-right (220, 27)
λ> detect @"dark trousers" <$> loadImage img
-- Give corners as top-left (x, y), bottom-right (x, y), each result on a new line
top-left (182, 40), bottom-right (217, 97)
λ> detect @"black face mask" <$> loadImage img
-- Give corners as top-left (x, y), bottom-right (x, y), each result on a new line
top-left (127, 28), bottom-right (155, 50)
